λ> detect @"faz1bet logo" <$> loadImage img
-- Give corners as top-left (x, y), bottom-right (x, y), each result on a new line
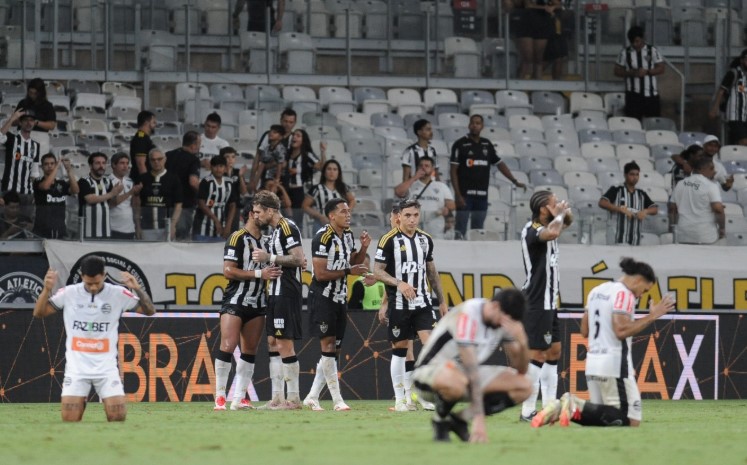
top-left (0, 272), bottom-right (44, 303)
top-left (68, 252), bottom-right (151, 298)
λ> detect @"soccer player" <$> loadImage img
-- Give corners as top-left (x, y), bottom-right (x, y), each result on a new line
top-left (412, 289), bottom-right (531, 443)
top-left (214, 205), bottom-right (282, 411)
top-left (532, 257), bottom-right (675, 428)
top-left (32, 256), bottom-right (155, 422)
top-left (519, 190), bottom-right (573, 421)
top-left (302, 198), bottom-right (370, 411)
top-left (251, 190), bottom-right (306, 409)
top-left (373, 199), bottom-right (448, 412)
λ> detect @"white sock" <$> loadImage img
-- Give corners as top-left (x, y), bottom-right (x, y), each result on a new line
top-left (214, 358), bottom-right (232, 399)
top-left (306, 359), bottom-right (325, 400)
top-left (521, 362), bottom-right (542, 417)
top-left (404, 369), bottom-right (413, 403)
top-left (232, 357), bottom-right (255, 403)
top-left (269, 354), bottom-right (285, 401)
top-left (391, 354), bottom-right (406, 403)
top-left (540, 361), bottom-right (559, 407)
top-left (321, 355), bottom-right (344, 404)
top-left (283, 360), bottom-right (301, 403)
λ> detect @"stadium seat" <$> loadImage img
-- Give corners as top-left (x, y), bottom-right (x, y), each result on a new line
top-left (444, 37), bottom-right (481, 78)
top-left (495, 90), bottom-right (532, 114)
top-left (461, 89), bottom-right (495, 113)
top-left (603, 92), bottom-right (626, 116)
top-left (607, 117), bottom-right (642, 131)
top-left (509, 114), bottom-right (543, 131)
top-left (319, 86), bottom-right (357, 115)
top-left (387, 88), bottom-right (424, 116)
top-left (568, 183), bottom-right (602, 202)
top-left (511, 127), bottom-right (545, 143)
top-left (547, 142), bottom-right (577, 158)
top-left (541, 114), bottom-right (575, 132)
top-left (279, 32), bottom-right (315, 74)
top-left (678, 131), bottom-right (707, 147)
top-left (720, 145), bottom-right (747, 162)
top-left (569, 92), bottom-right (605, 116)
top-left (613, 129), bottom-right (647, 145)
top-left (581, 142), bottom-right (616, 159)
top-left (356, 0), bottom-right (387, 39)
top-left (589, 156), bottom-right (623, 174)
top-left (651, 143), bottom-right (684, 160)
top-left (555, 157), bottom-right (590, 174)
top-left (578, 128), bottom-right (613, 144)
top-left (529, 169), bottom-right (564, 186)
top-left (514, 142), bottom-right (548, 159)
top-left (466, 229), bottom-right (503, 241)
top-left (545, 128), bottom-right (580, 147)
top-left (646, 130), bottom-right (680, 146)
top-left (575, 114), bottom-right (609, 131)
top-left (424, 88), bottom-right (459, 115)
top-left (616, 144), bottom-right (651, 161)
top-left (326, 0), bottom-right (363, 38)
top-left (531, 91), bottom-right (567, 115)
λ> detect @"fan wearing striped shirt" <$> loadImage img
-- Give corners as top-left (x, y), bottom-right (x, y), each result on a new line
top-left (598, 161), bottom-right (658, 246)
top-left (613, 26), bottom-right (665, 120)
top-left (303, 159), bottom-right (356, 231)
top-left (1, 108), bottom-right (41, 219)
top-left (193, 155), bottom-right (239, 242)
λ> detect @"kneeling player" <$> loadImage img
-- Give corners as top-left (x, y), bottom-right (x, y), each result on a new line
top-left (412, 289), bottom-right (532, 443)
top-left (532, 257), bottom-right (675, 428)
top-left (33, 256), bottom-right (155, 422)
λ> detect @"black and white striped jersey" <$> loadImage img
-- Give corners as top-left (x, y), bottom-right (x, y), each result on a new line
top-left (223, 228), bottom-right (269, 309)
top-left (193, 175), bottom-right (238, 237)
top-left (719, 66), bottom-right (747, 123)
top-left (310, 224), bottom-right (357, 303)
top-left (401, 142), bottom-right (438, 172)
top-left (268, 216), bottom-right (303, 298)
top-left (78, 175), bottom-right (113, 238)
top-left (520, 221), bottom-right (560, 311)
top-left (616, 44), bottom-right (663, 97)
top-left (375, 227), bottom-right (434, 311)
top-left (308, 183), bottom-right (346, 212)
top-left (285, 151), bottom-right (319, 187)
top-left (601, 185), bottom-right (655, 245)
top-left (1, 132), bottom-right (41, 194)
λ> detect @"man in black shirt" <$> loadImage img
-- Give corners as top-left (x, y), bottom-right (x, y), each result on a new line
top-left (136, 148), bottom-right (183, 241)
top-left (130, 110), bottom-right (157, 183)
top-left (15, 78), bottom-right (56, 132)
top-left (450, 115), bottom-right (525, 237)
top-left (166, 131), bottom-right (201, 240)
top-left (33, 153), bottom-right (79, 239)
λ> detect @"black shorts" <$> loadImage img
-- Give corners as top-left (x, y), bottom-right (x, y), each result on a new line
top-left (523, 308), bottom-right (560, 350)
top-left (624, 92), bottom-right (661, 120)
top-left (266, 295), bottom-right (303, 340)
top-left (221, 303), bottom-right (266, 325)
top-left (513, 9), bottom-right (555, 40)
top-left (308, 288), bottom-right (347, 346)
top-left (727, 121), bottom-right (747, 144)
top-left (543, 34), bottom-right (568, 61)
top-left (387, 306), bottom-right (439, 342)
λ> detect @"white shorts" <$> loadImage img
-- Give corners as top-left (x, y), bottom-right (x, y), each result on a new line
top-left (412, 360), bottom-right (512, 402)
top-left (61, 368), bottom-right (125, 400)
top-left (586, 374), bottom-right (642, 422)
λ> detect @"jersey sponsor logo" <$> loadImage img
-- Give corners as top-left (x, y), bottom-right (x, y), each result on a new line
top-left (72, 336), bottom-right (110, 353)
top-left (45, 193), bottom-right (67, 203)
top-left (0, 271), bottom-right (44, 304)
top-left (72, 320), bottom-right (111, 332)
top-left (465, 159), bottom-right (488, 167)
top-left (331, 259), bottom-right (348, 270)
top-left (400, 261), bottom-right (423, 274)
top-left (68, 252), bottom-right (151, 299)
top-left (274, 318), bottom-right (285, 328)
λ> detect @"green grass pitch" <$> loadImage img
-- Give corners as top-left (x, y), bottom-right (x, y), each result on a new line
top-left (1, 400), bottom-right (745, 465)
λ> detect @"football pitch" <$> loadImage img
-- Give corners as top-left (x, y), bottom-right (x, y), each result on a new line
top-left (1, 400), bottom-right (745, 465)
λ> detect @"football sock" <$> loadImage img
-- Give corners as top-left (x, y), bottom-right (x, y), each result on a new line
top-left (269, 351), bottom-right (284, 401)
top-left (214, 350), bottom-right (233, 399)
top-left (435, 394), bottom-right (456, 420)
top-left (320, 352), bottom-right (344, 404)
top-left (573, 402), bottom-right (630, 427)
top-left (483, 391), bottom-right (517, 416)
top-left (521, 360), bottom-right (543, 417)
top-left (540, 360), bottom-right (558, 407)
top-left (404, 360), bottom-right (415, 402)
top-left (391, 348), bottom-right (408, 403)
top-left (282, 356), bottom-right (301, 403)
top-left (307, 358), bottom-right (326, 400)
top-left (232, 353), bottom-right (256, 403)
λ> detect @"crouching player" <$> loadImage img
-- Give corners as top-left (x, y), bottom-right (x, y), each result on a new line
top-left (33, 256), bottom-right (156, 422)
top-left (412, 289), bottom-right (532, 443)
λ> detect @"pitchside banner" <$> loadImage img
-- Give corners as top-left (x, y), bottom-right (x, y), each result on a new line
top-left (0, 310), bottom-right (743, 402)
top-left (44, 240), bottom-right (747, 309)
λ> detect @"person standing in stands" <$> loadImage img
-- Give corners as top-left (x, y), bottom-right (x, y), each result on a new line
top-left (401, 119), bottom-right (439, 182)
top-left (250, 109), bottom-right (296, 193)
top-left (15, 78), bottom-right (56, 132)
top-left (109, 152), bottom-right (141, 240)
top-left (136, 148), bottom-right (183, 241)
top-left (709, 49), bottom-right (747, 146)
top-left (598, 161), bottom-right (658, 246)
top-left (166, 131), bottom-right (201, 240)
top-left (614, 26), bottom-right (665, 120)
top-left (199, 112), bottom-right (230, 178)
top-left (33, 153), bottom-right (79, 239)
top-left (1, 108), bottom-right (42, 219)
top-left (129, 110), bottom-right (157, 183)
top-left (78, 152), bottom-right (123, 239)
top-left (233, 0), bottom-right (285, 33)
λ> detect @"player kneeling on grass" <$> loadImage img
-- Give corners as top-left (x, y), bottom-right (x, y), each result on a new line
top-left (33, 256), bottom-right (155, 422)
top-left (532, 257), bottom-right (675, 428)
top-left (412, 289), bottom-right (532, 443)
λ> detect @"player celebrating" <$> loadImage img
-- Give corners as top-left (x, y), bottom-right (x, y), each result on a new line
top-left (32, 256), bottom-right (155, 422)
top-left (373, 199), bottom-right (448, 412)
top-left (251, 190), bottom-right (306, 409)
top-left (532, 257), bottom-right (675, 428)
top-left (519, 190), bottom-right (573, 421)
top-left (412, 289), bottom-right (532, 443)
top-left (213, 205), bottom-right (282, 411)
top-left (302, 198), bottom-right (370, 411)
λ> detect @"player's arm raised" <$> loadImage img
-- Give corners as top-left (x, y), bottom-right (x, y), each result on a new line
top-left (33, 269), bottom-right (59, 318)
top-left (457, 344), bottom-right (488, 443)
top-left (538, 200), bottom-right (572, 241)
top-left (121, 271), bottom-right (156, 316)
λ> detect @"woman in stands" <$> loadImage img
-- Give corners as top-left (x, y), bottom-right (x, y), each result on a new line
top-left (302, 159), bottom-right (356, 232)
top-left (284, 129), bottom-right (325, 227)
top-left (16, 78), bottom-right (56, 132)
top-left (508, 0), bottom-right (559, 79)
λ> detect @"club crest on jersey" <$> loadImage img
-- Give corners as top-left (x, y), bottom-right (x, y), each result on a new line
top-left (320, 322), bottom-right (329, 334)
top-left (101, 303), bottom-right (112, 314)
top-left (544, 332), bottom-right (552, 345)
top-left (392, 326), bottom-right (400, 338)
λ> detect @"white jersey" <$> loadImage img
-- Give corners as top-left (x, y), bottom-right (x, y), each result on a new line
top-left (49, 283), bottom-right (140, 377)
top-left (108, 174), bottom-right (136, 234)
top-left (585, 281), bottom-right (635, 379)
top-left (416, 298), bottom-right (511, 368)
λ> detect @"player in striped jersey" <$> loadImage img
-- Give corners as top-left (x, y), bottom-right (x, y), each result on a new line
top-left (214, 204), bottom-right (282, 411)
top-left (412, 289), bottom-right (531, 443)
top-left (78, 152), bottom-right (124, 239)
top-left (193, 155), bottom-right (238, 241)
top-left (532, 258), bottom-right (674, 428)
top-left (251, 190), bottom-right (306, 409)
top-left (519, 190), bottom-right (573, 421)
top-left (373, 199), bottom-right (449, 412)
top-left (1, 108), bottom-right (41, 218)
top-left (303, 198), bottom-right (370, 411)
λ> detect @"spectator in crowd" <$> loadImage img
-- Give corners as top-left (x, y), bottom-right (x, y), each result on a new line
top-left (509, 0), bottom-right (559, 79)
top-left (78, 152), bottom-right (122, 239)
top-left (220, 146), bottom-right (248, 231)
top-left (199, 112), bottom-right (230, 177)
top-left (394, 156), bottom-right (455, 239)
top-left (15, 78), bottom-right (56, 132)
top-left (233, 0), bottom-right (285, 33)
top-left (598, 161), bottom-right (658, 246)
top-left (668, 145), bottom-right (702, 232)
top-left (700, 135), bottom-right (734, 191)
top-left (303, 159), bottom-right (356, 231)
top-left (402, 119), bottom-right (439, 182)
top-left (671, 157), bottom-right (725, 244)
top-left (450, 114), bottom-right (525, 237)
top-left (250, 124), bottom-right (287, 194)
top-left (613, 26), bottom-right (665, 120)
top-left (543, 0), bottom-right (570, 80)
top-left (166, 131), bottom-right (201, 240)
top-left (709, 49), bottom-right (747, 145)
top-left (264, 180), bottom-right (293, 218)
top-left (1, 108), bottom-right (41, 219)
top-left (33, 153), bottom-right (79, 239)
top-left (0, 191), bottom-right (33, 239)
top-left (250, 109), bottom-right (296, 192)
top-left (136, 149), bottom-right (183, 241)
top-left (348, 255), bottom-right (383, 311)
top-left (284, 129), bottom-right (325, 226)
top-left (109, 152), bottom-right (141, 240)
top-left (442, 212), bottom-right (462, 240)
top-left (193, 155), bottom-right (238, 242)
top-left (130, 110), bottom-right (157, 183)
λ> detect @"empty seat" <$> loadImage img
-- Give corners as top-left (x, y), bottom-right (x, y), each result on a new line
top-left (371, 112), bottom-right (405, 128)
top-left (509, 114), bottom-right (543, 131)
top-left (578, 128), bottom-right (613, 144)
top-left (461, 89), bottom-right (495, 113)
top-left (515, 141), bottom-right (548, 159)
top-left (720, 145), bottom-right (747, 162)
top-left (357, 0), bottom-right (388, 39)
top-left (336, 112), bottom-right (371, 128)
top-left (613, 129), bottom-right (647, 145)
top-left (438, 113), bottom-right (470, 128)
top-left (279, 32), bottom-right (315, 74)
top-left (319, 86), bottom-right (357, 115)
top-left (555, 156), bottom-right (589, 174)
top-left (607, 116), bottom-right (642, 131)
top-left (424, 88), bottom-right (459, 115)
top-left (678, 131), bottom-right (707, 147)
top-left (646, 130), bottom-right (680, 146)
top-left (545, 127), bottom-right (580, 147)
top-left (496, 90), bottom-right (532, 114)
top-left (541, 114), bottom-right (575, 132)
top-left (567, 183), bottom-right (603, 202)
top-left (511, 127), bottom-right (544, 143)
top-left (570, 92), bottom-right (605, 116)
top-left (616, 143), bottom-right (651, 161)
top-left (520, 156), bottom-right (554, 172)
top-left (387, 88), bottom-right (424, 116)
top-left (581, 142), bottom-right (616, 159)
top-left (326, 0), bottom-right (363, 38)
top-left (531, 91), bottom-right (567, 115)
top-left (604, 92), bottom-right (626, 116)
top-left (444, 36), bottom-right (481, 78)
top-left (529, 169), bottom-right (564, 186)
